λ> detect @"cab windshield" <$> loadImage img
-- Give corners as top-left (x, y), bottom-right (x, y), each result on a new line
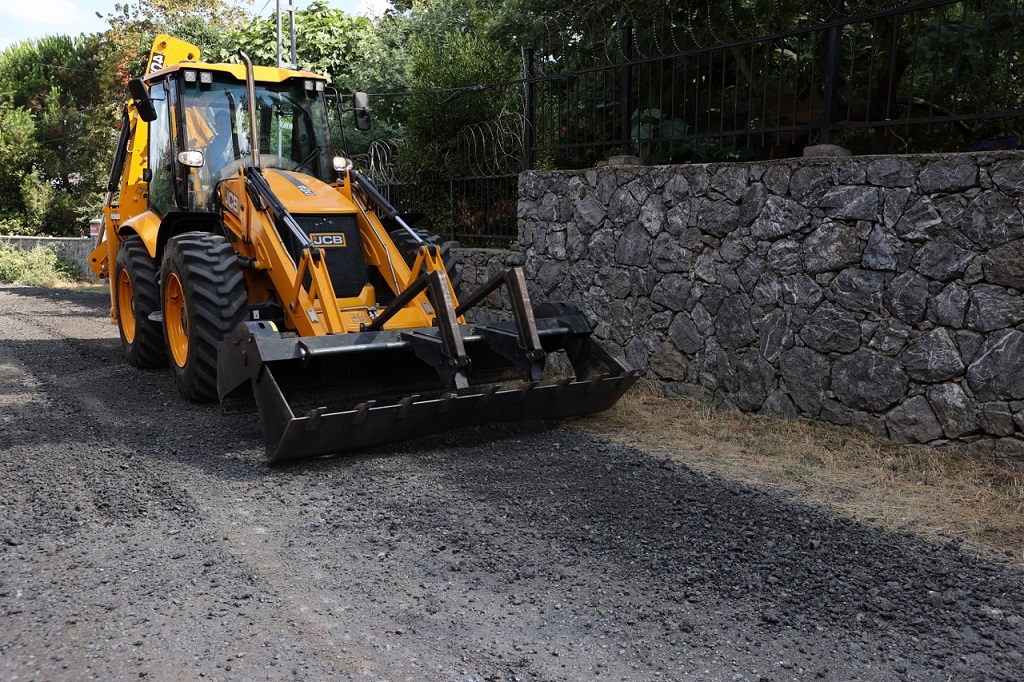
top-left (179, 75), bottom-right (334, 211)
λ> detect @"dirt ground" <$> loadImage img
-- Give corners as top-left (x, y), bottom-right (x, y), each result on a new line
top-left (2, 284), bottom-right (1023, 681)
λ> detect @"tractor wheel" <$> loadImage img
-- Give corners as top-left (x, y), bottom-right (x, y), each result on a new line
top-left (161, 232), bottom-right (247, 402)
top-left (114, 235), bottom-right (166, 368)
top-left (388, 227), bottom-right (463, 296)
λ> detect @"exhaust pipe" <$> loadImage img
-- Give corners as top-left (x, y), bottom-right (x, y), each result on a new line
top-left (238, 50), bottom-right (260, 168)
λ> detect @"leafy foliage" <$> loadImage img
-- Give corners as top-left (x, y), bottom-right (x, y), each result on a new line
top-left (95, 0), bottom-right (251, 108)
top-left (212, 2), bottom-right (406, 93)
top-left (403, 34), bottom-right (519, 173)
top-left (381, 0), bottom-right (520, 236)
top-left (0, 106), bottom-right (37, 225)
top-left (211, 1), bottom-right (409, 155)
top-left (100, 0), bottom-right (251, 69)
top-left (505, 0), bottom-right (1024, 163)
top-left (0, 35), bottom-right (112, 235)
top-left (0, 242), bottom-right (86, 286)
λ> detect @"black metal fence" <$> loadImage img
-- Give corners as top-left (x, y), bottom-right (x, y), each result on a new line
top-left (527, 0), bottom-right (1024, 168)
top-left (365, 0), bottom-right (1024, 245)
top-left (357, 125), bottom-right (522, 248)
top-left (373, 176), bottom-right (519, 247)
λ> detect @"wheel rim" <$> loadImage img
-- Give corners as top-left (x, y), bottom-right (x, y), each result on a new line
top-left (164, 272), bottom-right (189, 368)
top-left (117, 268), bottom-right (136, 344)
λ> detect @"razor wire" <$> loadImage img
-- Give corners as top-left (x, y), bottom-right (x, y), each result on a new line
top-left (524, 0), bottom-right (947, 72)
top-left (355, 138), bottom-right (403, 185)
top-left (357, 111), bottom-right (526, 185)
top-left (450, 113), bottom-right (527, 178)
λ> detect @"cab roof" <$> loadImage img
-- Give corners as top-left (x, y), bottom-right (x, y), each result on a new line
top-left (144, 61), bottom-right (328, 85)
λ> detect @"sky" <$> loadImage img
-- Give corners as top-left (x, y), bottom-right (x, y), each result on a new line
top-left (0, 0), bottom-right (387, 51)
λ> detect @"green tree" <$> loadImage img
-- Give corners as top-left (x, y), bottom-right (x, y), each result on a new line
top-left (100, 0), bottom-right (251, 66)
top-left (0, 35), bottom-right (112, 235)
top-left (841, 0), bottom-right (1024, 153)
top-left (382, 0), bottom-right (520, 238)
top-left (212, 1), bottom-right (393, 91)
top-left (0, 106), bottom-right (38, 233)
top-left (402, 26), bottom-right (520, 176)
top-left (490, 0), bottom-right (1024, 161)
top-left (213, 1), bottom-right (412, 154)
top-left (96, 0), bottom-right (251, 105)
top-left (385, 0), bottom-right (520, 163)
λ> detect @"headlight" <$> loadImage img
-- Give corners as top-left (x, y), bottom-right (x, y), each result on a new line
top-left (332, 156), bottom-right (353, 172)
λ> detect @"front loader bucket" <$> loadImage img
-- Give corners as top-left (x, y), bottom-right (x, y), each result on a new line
top-left (218, 309), bottom-right (638, 463)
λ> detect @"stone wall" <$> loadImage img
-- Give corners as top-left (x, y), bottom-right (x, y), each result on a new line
top-left (457, 152), bottom-right (1024, 461)
top-left (0, 236), bottom-right (97, 280)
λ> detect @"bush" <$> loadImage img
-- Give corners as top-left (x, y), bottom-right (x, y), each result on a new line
top-left (0, 214), bottom-right (39, 236)
top-left (0, 242), bottom-right (86, 287)
top-left (20, 171), bottom-right (92, 237)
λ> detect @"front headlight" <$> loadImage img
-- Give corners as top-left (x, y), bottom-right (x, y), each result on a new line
top-left (332, 156), bottom-right (353, 172)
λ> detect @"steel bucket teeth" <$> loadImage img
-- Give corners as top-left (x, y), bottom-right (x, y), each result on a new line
top-left (264, 370), bottom-right (638, 464)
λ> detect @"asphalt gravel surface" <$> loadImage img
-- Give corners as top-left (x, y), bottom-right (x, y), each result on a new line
top-left (1, 284), bottom-right (1023, 681)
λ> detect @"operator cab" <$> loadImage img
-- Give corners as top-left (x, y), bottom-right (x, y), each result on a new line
top-left (172, 70), bottom-right (337, 212)
top-left (130, 62), bottom-right (378, 305)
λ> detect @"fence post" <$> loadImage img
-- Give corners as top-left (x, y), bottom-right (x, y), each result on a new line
top-left (620, 26), bottom-right (634, 156)
top-left (820, 0), bottom-right (845, 145)
top-left (449, 177), bottom-right (456, 242)
top-left (523, 47), bottom-right (535, 171)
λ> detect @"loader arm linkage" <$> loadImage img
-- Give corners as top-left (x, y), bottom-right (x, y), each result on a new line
top-left (243, 166), bottom-right (348, 335)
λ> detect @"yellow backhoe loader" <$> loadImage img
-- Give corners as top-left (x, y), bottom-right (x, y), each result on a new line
top-left (90, 35), bottom-right (637, 463)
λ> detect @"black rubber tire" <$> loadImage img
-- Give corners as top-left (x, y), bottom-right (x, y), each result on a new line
top-left (388, 227), bottom-right (463, 296)
top-left (114, 235), bottom-right (166, 369)
top-left (160, 232), bottom-right (248, 402)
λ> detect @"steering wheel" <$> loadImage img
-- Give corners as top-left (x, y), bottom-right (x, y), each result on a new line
top-left (213, 158), bottom-right (248, 181)
top-left (293, 146), bottom-right (323, 175)
top-left (260, 154), bottom-right (301, 172)
top-left (212, 155), bottom-right (307, 184)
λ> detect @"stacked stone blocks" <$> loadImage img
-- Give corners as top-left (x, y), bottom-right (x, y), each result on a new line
top-left (459, 152), bottom-right (1024, 461)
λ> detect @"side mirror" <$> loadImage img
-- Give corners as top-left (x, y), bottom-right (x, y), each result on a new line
top-left (128, 78), bottom-right (157, 123)
top-left (177, 150), bottom-right (205, 168)
top-left (353, 92), bottom-right (371, 131)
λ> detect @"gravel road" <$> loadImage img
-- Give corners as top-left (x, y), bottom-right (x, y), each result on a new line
top-left (1, 284), bottom-right (1023, 682)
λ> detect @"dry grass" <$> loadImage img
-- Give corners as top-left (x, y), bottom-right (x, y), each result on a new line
top-left (572, 381), bottom-right (1024, 568)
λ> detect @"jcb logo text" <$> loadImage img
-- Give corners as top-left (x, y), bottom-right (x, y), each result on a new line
top-left (224, 188), bottom-right (240, 215)
top-left (311, 233), bottom-right (346, 247)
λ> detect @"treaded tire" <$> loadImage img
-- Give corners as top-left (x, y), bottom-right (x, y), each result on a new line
top-left (114, 235), bottom-right (166, 369)
top-left (161, 232), bottom-right (247, 402)
top-left (388, 227), bottom-right (463, 296)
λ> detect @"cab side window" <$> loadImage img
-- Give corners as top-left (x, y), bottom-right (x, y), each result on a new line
top-left (148, 81), bottom-right (176, 215)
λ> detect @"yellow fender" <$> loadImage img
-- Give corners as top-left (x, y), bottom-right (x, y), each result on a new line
top-left (120, 210), bottom-right (162, 259)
